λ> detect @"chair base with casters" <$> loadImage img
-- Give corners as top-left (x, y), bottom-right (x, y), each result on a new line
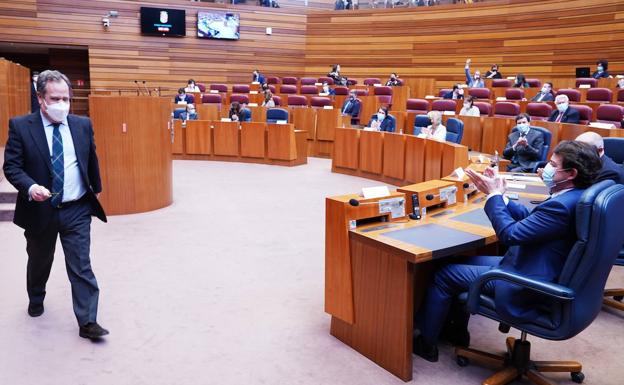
top-left (603, 288), bottom-right (624, 310)
top-left (455, 331), bottom-right (584, 385)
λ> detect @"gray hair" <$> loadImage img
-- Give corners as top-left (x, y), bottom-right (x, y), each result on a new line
top-left (36, 70), bottom-right (72, 97)
top-left (555, 94), bottom-right (569, 103)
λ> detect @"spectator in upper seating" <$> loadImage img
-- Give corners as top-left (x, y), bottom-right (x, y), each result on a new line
top-left (485, 64), bottom-right (502, 79)
top-left (464, 58), bottom-right (484, 88)
top-left (512, 74), bottom-right (530, 88)
top-left (531, 82), bottom-right (555, 102)
top-left (252, 69), bottom-right (266, 84)
top-left (185, 79), bottom-right (200, 93)
top-left (175, 88), bottom-right (195, 104)
top-left (341, 89), bottom-right (361, 123)
top-left (503, 113), bottom-right (544, 172)
top-left (260, 0), bottom-right (280, 7)
top-left (229, 101), bottom-right (246, 122)
top-left (321, 82), bottom-right (336, 96)
top-left (576, 131), bottom-right (624, 184)
top-left (443, 84), bottom-right (464, 100)
top-left (328, 64), bottom-right (347, 86)
top-left (592, 59), bottom-right (610, 79)
top-left (421, 110), bottom-right (447, 141)
top-left (386, 73), bottom-right (401, 86)
top-left (460, 96), bottom-right (480, 117)
top-left (179, 104), bottom-right (198, 124)
top-left (617, 78), bottom-right (624, 88)
top-left (549, 94), bottom-right (580, 124)
top-left (368, 106), bottom-right (396, 132)
top-left (262, 91), bottom-right (276, 107)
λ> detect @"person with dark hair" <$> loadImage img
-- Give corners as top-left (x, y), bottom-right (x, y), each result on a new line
top-left (179, 103), bottom-right (198, 123)
top-left (321, 81), bottom-right (335, 96)
top-left (252, 69), bottom-right (265, 84)
top-left (512, 74), bottom-right (530, 88)
top-left (30, 71), bottom-right (40, 113)
top-left (368, 106), bottom-right (396, 132)
top-left (464, 58), bottom-right (484, 88)
top-left (228, 101), bottom-right (246, 122)
top-left (460, 95), bottom-right (480, 116)
top-left (3, 70), bottom-right (109, 340)
top-left (531, 82), bottom-right (554, 102)
top-left (575, 131), bottom-right (624, 184)
top-left (262, 91), bottom-right (276, 107)
top-left (485, 64), bottom-right (502, 79)
top-left (386, 73), bottom-right (401, 86)
top-left (341, 89), bottom-right (361, 124)
top-left (592, 59), bottom-right (610, 79)
top-left (328, 64), bottom-right (347, 86)
top-left (413, 140), bottom-right (602, 362)
top-left (174, 88), bottom-right (195, 104)
top-left (185, 79), bottom-right (200, 93)
top-left (443, 83), bottom-right (464, 100)
top-left (502, 113), bottom-right (544, 172)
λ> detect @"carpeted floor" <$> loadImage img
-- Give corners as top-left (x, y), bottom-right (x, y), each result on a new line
top-left (0, 158), bottom-right (622, 385)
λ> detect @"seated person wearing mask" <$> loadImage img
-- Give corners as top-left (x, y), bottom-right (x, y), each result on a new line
top-left (420, 110), bottom-right (447, 141)
top-left (262, 91), bottom-right (276, 107)
top-left (320, 82), bottom-right (336, 96)
top-left (464, 58), bottom-right (484, 88)
top-left (512, 74), bottom-right (530, 88)
top-left (592, 59), bottom-right (610, 79)
top-left (368, 107), bottom-right (396, 132)
top-left (179, 104), bottom-right (198, 124)
top-left (386, 73), bottom-right (401, 86)
top-left (413, 141), bottom-right (602, 362)
top-left (252, 69), bottom-right (265, 84)
top-left (175, 88), bottom-right (195, 104)
top-left (617, 78), bottom-right (624, 89)
top-left (531, 82), bottom-right (555, 102)
top-left (185, 79), bottom-right (200, 93)
top-left (485, 64), bottom-right (502, 79)
top-left (443, 84), bottom-right (464, 100)
top-left (341, 90), bottom-right (361, 124)
top-left (548, 94), bottom-right (580, 124)
top-left (228, 102), bottom-right (249, 122)
top-left (576, 131), bottom-right (624, 184)
top-left (459, 96), bottom-right (480, 117)
top-left (502, 113), bottom-right (544, 172)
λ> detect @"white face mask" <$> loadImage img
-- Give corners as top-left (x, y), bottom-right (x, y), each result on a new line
top-left (557, 102), bottom-right (568, 113)
top-left (377, 113), bottom-right (385, 120)
top-left (44, 100), bottom-right (70, 123)
top-left (541, 86), bottom-right (549, 93)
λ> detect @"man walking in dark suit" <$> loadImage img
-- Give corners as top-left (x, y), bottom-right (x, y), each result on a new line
top-left (502, 113), bottom-right (545, 172)
top-left (412, 141), bottom-right (601, 362)
top-left (548, 94), bottom-right (580, 124)
top-left (3, 70), bottom-right (109, 340)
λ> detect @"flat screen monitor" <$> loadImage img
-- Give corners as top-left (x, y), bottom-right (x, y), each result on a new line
top-left (140, 7), bottom-right (186, 37)
top-left (197, 12), bottom-right (240, 40)
top-left (576, 67), bottom-right (590, 78)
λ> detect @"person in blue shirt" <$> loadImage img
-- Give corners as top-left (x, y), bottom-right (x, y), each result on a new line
top-left (174, 88), bottom-right (195, 104)
top-left (321, 82), bottom-right (336, 96)
top-left (464, 58), bottom-right (484, 88)
top-left (252, 69), bottom-right (266, 84)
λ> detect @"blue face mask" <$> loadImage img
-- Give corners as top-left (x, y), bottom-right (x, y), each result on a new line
top-left (541, 163), bottom-right (557, 190)
top-left (597, 66), bottom-right (604, 72)
top-left (517, 123), bottom-right (530, 135)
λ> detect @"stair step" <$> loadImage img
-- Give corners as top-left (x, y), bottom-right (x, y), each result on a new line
top-left (0, 191), bottom-right (17, 204)
top-left (0, 202), bottom-right (14, 222)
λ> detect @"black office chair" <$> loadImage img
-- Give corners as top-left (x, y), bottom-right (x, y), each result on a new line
top-left (456, 180), bottom-right (624, 385)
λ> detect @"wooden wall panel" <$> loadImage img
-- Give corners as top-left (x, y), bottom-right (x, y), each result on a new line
top-left (0, 59), bottom-right (30, 145)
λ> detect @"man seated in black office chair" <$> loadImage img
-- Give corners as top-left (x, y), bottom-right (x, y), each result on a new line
top-left (502, 113), bottom-right (545, 172)
top-left (412, 141), bottom-right (602, 363)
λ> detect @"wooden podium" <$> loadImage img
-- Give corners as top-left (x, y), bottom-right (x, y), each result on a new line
top-left (89, 96), bottom-right (173, 215)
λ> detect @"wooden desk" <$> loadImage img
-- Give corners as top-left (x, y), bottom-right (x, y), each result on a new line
top-left (185, 120), bottom-right (212, 155)
top-left (326, 179), bottom-right (548, 382)
top-left (213, 121), bottom-right (240, 157)
top-left (240, 122), bottom-right (266, 159)
top-left (315, 108), bottom-right (343, 157)
top-left (481, 116), bottom-right (513, 155)
top-left (358, 95), bottom-right (379, 127)
top-left (196, 104), bottom-right (221, 121)
top-left (172, 119), bottom-right (185, 155)
top-left (249, 105), bottom-right (268, 123)
top-left (458, 115), bottom-right (483, 151)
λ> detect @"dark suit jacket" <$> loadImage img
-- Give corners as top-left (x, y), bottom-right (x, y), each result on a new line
top-left (30, 82), bottom-right (39, 113)
top-left (253, 74), bottom-right (266, 84)
top-left (530, 92), bottom-right (555, 102)
top-left (502, 128), bottom-right (544, 169)
top-left (367, 115), bottom-right (396, 132)
top-left (548, 107), bottom-right (580, 124)
top-left (341, 98), bottom-right (361, 117)
top-left (597, 155), bottom-right (624, 184)
top-left (174, 94), bottom-right (195, 104)
top-left (3, 112), bottom-right (107, 233)
top-left (485, 70), bottom-right (502, 79)
top-left (443, 91), bottom-right (463, 100)
top-left (591, 71), bottom-right (610, 79)
top-left (485, 188), bottom-right (584, 321)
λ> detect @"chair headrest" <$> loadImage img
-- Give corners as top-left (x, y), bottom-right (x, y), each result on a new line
top-left (575, 180), bottom-right (616, 241)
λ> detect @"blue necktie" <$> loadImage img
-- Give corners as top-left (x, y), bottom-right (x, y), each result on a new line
top-left (50, 123), bottom-right (64, 207)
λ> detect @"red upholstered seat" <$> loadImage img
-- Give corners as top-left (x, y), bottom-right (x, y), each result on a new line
top-left (572, 104), bottom-right (593, 125)
top-left (406, 98), bottom-right (430, 113)
top-left (317, 77), bottom-right (334, 85)
top-left (618, 89), bottom-right (624, 102)
top-left (279, 85), bottom-right (298, 94)
top-left (346, 79), bottom-right (358, 86)
top-left (300, 85), bottom-right (318, 95)
top-left (596, 104), bottom-right (624, 127)
top-left (230, 94), bottom-right (249, 105)
top-left (354, 89), bottom-right (369, 96)
top-left (505, 88), bottom-right (525, 100)
top-left (575, 78), bottom-right (598, 88)
top-left (282, 77), bottom-right (298, 85)
top-left (210, 84), bottom-right (228, 92)
top-left (272, 95), bottom-right (282, 106)
top-left (469, 88), bottom-right (491, 99)
top-left (232, 84), bottom-right (250, 93)
top-left (556, 89), bottom-right (581, 102)
top-left (439, 89), bottom-right (452, 97)
top-left (586, 88), bottom-right (613, 102)
top-left (266, 76), bottom-right (280, 84)
top-left (268, 85), bottom-right (276, 93)
top-left (287, 95), bottom-right (308, 107)
top-left (334, 86), bottom-right (349, 95)
top-left (197, 83), bottom-right (206, 92)
top-left (363, 78), bottom-right (381, 86)
top-left (526, 102), bottom-right (553, 121)
top-left (492, 79), bottom-right (512, 88)
top-left (431, 99), bottom-right (456, 112)
top-left (310, 96), bottom-right (332, 107)
top-left (300, 77), bottom-right (317, 85)
top-left (201, 94), bottom-right (222, 104)
top-left (474, 101), bottom-right (492, 116)
top-left (526, 79), bottom-right (541, 88)
top-left (494, 101), bottom-right (520, 117)
top-left (374, 86), bottom-right (393, 96)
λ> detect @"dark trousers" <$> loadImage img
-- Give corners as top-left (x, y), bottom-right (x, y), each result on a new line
top-left (25, 198), bottom-right (99, 326)
top-left (417, 256), bottom-right (502, 345)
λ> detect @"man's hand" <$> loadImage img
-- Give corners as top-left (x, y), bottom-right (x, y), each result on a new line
top-left (466, 58), bottom-right (471, 66)
top-left (30, 185), bottom-right (51, 202)
top-left (537, 168), bottom-right (544, 178)
top-left (466, 168), bottom-right (507, 196)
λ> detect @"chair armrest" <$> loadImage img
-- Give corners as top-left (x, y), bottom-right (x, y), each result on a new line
top-left (467, 268), bottom-right (575, 314)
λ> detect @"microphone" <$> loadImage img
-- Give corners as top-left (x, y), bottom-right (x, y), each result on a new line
top-left (425, 194), bottom-right (436, 201)
top-left (134, 80), bottom-right (143, 95)
top-left (348, 198), bottom-right (379, 207)
top-left (463, 182), bottom-right (470, 189)
top-left (142, 81), bottom-right (151, 96)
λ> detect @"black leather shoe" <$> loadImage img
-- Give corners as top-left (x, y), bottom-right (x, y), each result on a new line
top-left (27, 303), bottom-right (44, 317)
top-left (413, 335), bottom-right (439, 362)
top-left (79, 322), bottom-right (110, 339)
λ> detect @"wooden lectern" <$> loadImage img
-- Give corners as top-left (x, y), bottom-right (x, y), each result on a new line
top-left (89, 96), bottom-right (173, 215)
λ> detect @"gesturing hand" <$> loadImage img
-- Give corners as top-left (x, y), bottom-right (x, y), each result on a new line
top-left (30, 185), bottom-right (51, 202)
top-left (466, 168), bottom-right (507, 196)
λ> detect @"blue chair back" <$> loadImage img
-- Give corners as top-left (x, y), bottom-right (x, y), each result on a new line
top-left (445, 118), bottom-right (464, 144)
top-left (266, 108), bottom-right (289, 123)
top-left (604, 137), bottom-right (624, 164)
top-left (173, 108), bottom-right (186, 119)
top-left (413, 114), bottom-right (431, 135)
top-left (510, 125), bottom-right (552, 162)
top-left (241, 108), bottom-right (251, 122)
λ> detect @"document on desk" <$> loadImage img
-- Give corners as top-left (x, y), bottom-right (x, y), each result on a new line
top-left (502, 174), bottom-right (542, 183)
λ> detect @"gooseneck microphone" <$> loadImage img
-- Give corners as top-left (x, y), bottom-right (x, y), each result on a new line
top-left (425, 194), bottom-right (436, 201)
top-left (349, 199), bottom-right (380, 207)
top-left (142, 80), bottom-right (151, 96)
top-left (134, 80), bottom-right (143, 95)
